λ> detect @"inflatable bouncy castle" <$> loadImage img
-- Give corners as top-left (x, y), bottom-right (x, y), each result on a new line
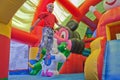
top-left (0, 0), bottom-right (120, 80)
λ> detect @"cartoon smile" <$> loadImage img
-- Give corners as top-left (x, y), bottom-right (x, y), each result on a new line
top-left (106, 0), bottom-right (117, 5)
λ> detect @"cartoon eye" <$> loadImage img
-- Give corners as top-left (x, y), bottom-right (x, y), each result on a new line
top-left (59, 27), bottom-right (69, 40)
top-left (64, 48), bottom-right (66, 50)
top-left (60, 31), bottom-right (66, 39)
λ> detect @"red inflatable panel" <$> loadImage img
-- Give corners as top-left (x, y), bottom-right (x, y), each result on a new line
top-left (60, 53), bottom-right (86, 74)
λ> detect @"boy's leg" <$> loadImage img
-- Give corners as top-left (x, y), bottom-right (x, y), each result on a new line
top-left (36, 35), bottom-right (48, 61)
top-left (46, 28), bottom-right (54, 51)
top-left (36, 27), bottom-right (54, 60)
top-left (36, 27), bottom-right (48, 60)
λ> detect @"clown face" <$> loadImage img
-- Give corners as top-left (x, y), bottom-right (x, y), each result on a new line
top-left (103, 0), bottom-right (120, 10)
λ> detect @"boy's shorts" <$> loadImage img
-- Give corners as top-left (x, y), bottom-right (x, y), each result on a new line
top-left (40, 27), bottom-right (54, 51)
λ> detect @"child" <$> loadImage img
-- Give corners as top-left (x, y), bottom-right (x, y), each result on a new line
top-left (30, 3), bottom-right (62, 60)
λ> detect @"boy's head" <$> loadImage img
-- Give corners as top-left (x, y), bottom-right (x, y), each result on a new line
top-left (47, 3), bottom-right (54, 13)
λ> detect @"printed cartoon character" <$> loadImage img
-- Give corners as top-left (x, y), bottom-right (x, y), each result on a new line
top-left (54, 20), bottom-right (85, 54)
top-left (41, 38), bottom-right (66, 77)
top-left (28, 38), bottom-right (68, 76)
top-left (57, 42), bottom-right (70, 70)
top-left (28, 48), bottom-right (46, 75)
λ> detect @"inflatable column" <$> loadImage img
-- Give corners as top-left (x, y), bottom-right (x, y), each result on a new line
top-left (0, 0), bottom-right (26, 79)
top-left (0, 21), bottom-right (11, 80)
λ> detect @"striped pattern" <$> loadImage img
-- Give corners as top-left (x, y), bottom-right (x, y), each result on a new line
top-left (0, 0), bottom-right (26, 24)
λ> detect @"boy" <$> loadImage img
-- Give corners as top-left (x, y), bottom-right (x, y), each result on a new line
top-left (31, 3), bottom-right (62, 60)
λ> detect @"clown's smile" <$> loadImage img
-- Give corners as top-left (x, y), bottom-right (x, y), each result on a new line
top-left (106, 0), bottom-right (117, 5)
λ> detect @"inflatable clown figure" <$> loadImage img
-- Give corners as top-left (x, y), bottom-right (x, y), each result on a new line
top-left (40, 38), bottom-right (66, 77)
top-left (103, 0), bottom-right (120, 10)
top-left (89, 0), bottom-right (120, 20)
top-left (89, 0), bottom-right (120, 37)
top-left (89, 0), bottom-right (120, 19)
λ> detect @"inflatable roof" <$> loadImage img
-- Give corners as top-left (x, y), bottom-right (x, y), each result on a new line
top-left (12, 0), bottom-right (104, 39)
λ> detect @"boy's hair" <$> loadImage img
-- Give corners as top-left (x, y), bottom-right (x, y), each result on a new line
top-left (47, 3), bottom-right (54, 8)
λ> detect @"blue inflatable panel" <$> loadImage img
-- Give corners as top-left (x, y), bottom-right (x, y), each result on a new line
top-left (9, 73), bottom-right (85, 80)
top-left (102, 40), bottom-right (120, 80)
top-left (9, 70), bottom-right (29, 75)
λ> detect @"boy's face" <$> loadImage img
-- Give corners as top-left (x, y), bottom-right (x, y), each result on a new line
top-left (47, 3), bottom-right (54, 13)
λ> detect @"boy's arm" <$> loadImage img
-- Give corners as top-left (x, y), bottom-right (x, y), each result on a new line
top-left (54, 16), bottom-right (64, 28)
top-left (56, 23), bottom-right (64, 28)
top-left (30, 18), bottom-right (40, 31)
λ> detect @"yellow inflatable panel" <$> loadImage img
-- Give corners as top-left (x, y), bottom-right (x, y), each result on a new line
top-left (0, 0), bottom-right (26, 24)
top-left (29, 47), bottom-right (39, 60)
top-left (84, 37), bottom-right (104, 80)
top-left (85, 49), bottom-right (100, 80)
top-left (0, 21), bottom-right (12, 38)
top-left (90, 37), bottom-right (103, 52)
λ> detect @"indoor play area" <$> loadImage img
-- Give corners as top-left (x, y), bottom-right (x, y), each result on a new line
top-left (0, 0), bottom-right (120, 80)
